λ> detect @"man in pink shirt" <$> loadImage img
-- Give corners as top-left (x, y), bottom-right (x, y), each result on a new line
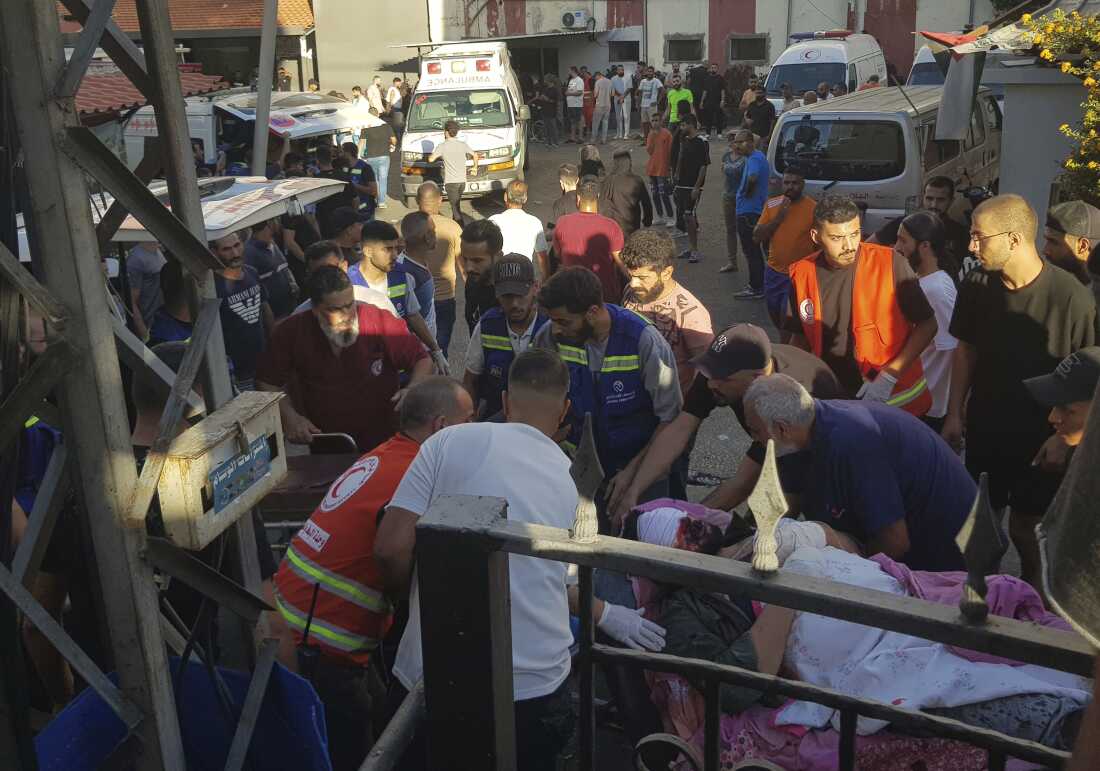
top-left (552, 178), bottom-right (629, 303)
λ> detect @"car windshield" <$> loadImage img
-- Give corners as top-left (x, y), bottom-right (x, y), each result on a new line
top-left (774, 118), bottom-right (905, 181)
top-left (765, 62), bottom-right (846, 96)
top-left (907, 62), bottom-right (944, 86)
top-left (406, 89), bottom-right (512, 132)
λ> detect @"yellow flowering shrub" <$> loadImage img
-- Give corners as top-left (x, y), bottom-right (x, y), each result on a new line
top-left (1022, 10), bottom-right (1100, 204)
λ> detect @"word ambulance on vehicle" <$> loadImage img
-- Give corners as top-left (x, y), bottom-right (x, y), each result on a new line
top-left (400, 41), bottom-right (530, 207)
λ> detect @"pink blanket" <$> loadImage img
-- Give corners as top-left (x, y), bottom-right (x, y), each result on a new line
top-left (870, 554), bottom-right (1073, 666)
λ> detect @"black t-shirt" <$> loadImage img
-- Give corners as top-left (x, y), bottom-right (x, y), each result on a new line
top-left (702, 73), bottom-right (725, 103)
top-left (745, 99), bottom-right (776, 136)
top-left (874, 213), bottom-right (972, 281)
top-left (783, 248), bottom-right (935, 395)
top-left (579, 159), bottom-right (605, 180)
top-left (214, 266), bottom-right (268, 383)
top-left (314, 168), bottom-right (356, 237)
top-left (676, 135), bottom-right (710, 188)
top-left (950, 262), bottom-right (1099, 451)
top-left (551, 191), bottom-right (579, 226)
top-left (600, 172), bottom-right (653, 236)
top-left (464, 277), bottom-right (499, 332)
top-left (362, 124), bottom-right (396, 158)
top-left (683, 344), bottom-right (842, 462)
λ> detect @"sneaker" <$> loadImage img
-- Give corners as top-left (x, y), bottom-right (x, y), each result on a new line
top-left (677, 249), bottom-right (692, 260)
top-left (733, 286), bottom-right (764, 299)
top-left (688, 251), bottom-right (703, 263)
top-left (719, 262), bottom-right (738, 273)
top-left (672, 229), bottom-right (688, 239)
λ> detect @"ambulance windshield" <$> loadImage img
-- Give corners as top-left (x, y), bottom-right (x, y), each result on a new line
top-left (406, 89), bottom-right (512, 132)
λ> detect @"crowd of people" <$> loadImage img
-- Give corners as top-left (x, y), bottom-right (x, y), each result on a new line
top-left (14, 57), bottom-right (1100, 771)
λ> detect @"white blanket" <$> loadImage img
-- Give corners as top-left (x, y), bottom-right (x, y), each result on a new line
top-left (774, 547), bottom-right (1092, 735)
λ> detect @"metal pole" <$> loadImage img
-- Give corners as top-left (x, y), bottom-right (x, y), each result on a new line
top-left (0, 2), bottom-right (185, 768)
top-left (252, 0), bottom-right (278, 177)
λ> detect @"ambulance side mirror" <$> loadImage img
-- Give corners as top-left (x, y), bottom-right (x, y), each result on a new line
top-left (518, 104), bottom-right (531, 121)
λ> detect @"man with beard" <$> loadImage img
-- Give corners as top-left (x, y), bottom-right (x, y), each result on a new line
top-left (256, 266), bottom-right (431, 450)
top-left (663, 73), bottom-right (693, 128)
top-left (752, 166), bottom-right (816, 328)
top-left (349, 220), bottom-right (446, 371)
top-left (608, 324), bottom-right (839, 525)
top-left (533, 266), bottom-right (681, 527)
top-left (869, 177), bottom-right (972, 279)
top-left (744, 374), bottom-right (973, 571)
top-left (460, 218), bottom-right (504, 332)
top-left (1042, 200), bottom-right (1100, 287)
top-left (943, 194), bottom-right (1098, 588)
top-left (463, 255), bottom-right (549, 419)
top-left (211, 231), bottom-right (275, 390)
top-left (784, 194), bottom-right (937, 415)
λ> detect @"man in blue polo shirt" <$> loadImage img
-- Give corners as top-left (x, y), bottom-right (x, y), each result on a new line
top-left (743, 373), bottom-right (974, 571)
top-left (733, 128), bottom-right (770, 301)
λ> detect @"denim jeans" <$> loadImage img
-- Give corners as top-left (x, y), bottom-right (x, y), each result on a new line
top-left (434, 297), bottom-right (456, 355)
top-left (365, 154), bottom-right (390, 205)
top-left (543, 113), bottom-right (559, 145)
top-left (737, 212), bottom-right (764, 291)
top-left (649, 176), bottom-right (672, 218)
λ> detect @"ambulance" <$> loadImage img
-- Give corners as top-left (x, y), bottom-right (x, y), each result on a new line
top-left (764, 32), bottom-right (887, 113)
top-left (399, 41), bottom-right (530, 206)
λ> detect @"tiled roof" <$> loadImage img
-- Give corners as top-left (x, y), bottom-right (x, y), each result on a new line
top-left (76, 70), bottom-right (226, 117)
top-left (58, 0), bottom-right (314, 35)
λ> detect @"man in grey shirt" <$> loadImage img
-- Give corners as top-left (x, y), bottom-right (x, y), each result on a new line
top-left (126, 241), bottom-right (166, 340)
top-left (428, 120), bottom-right (480, 226)
top-left (592, 72), bottom-right (614, 145)
top-left (532, 266), bottom-right (681, 522)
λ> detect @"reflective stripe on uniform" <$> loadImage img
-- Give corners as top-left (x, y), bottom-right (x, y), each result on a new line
top-left (887, 377), bottom-right (928, 408)
top-left (481, 333), bottom-right (512, 352)
top-left (284, 543), bottom-right (391, 614)
top-left (601, 354), bottom-right (640, 373)
top-left (557, 344), bottom-right (587, 366)
top-left (388, 283), bottom-right (406, 298)
top-left (274, 588), bottom-right (379, 654)
top-left (24, 416), bottom-right (40, 428)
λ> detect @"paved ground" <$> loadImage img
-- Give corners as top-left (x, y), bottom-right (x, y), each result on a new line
top-left (379, 134), bottom-right (762, 505)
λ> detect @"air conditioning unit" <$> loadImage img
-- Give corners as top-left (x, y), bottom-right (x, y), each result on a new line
top-left (562, 9), bottom-right (588, 28)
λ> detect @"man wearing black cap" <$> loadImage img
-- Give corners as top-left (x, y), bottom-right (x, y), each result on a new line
top-left (463, 255), bottom-right (549, 419)
top-left (1025, 347), bottom-right (1100, 475)
top-left (1043, 200), bottom-right (1100, 286)
top-left (608, 324), bottom-right (841, 523)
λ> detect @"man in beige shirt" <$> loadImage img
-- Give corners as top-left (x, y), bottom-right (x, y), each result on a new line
top-left (416, 181), bottom-right (462, 354)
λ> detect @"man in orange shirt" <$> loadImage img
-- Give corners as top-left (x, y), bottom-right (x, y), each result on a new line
top-left (645, 114), bottom-right (674, 227)
top-left (273, 376), bottom-right (473, 770)
top-left (753, 166), bottom-right (816, 331)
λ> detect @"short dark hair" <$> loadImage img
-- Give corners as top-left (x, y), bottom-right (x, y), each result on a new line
top-left (577, 178), bottom-right (600, 204)
top-left (341, 141), bottom-right (359, 157)
top-left (813, 194), bottom-right (861, 226)
top-left (250, 219), bottom-right (274, 235)
top-left (304, 239), bottom-right (342, 266)
top-left (399, 376), bottom-right (465, 431)
top-left (460, 218), bottom-right (504, 255)
top-left (132, 341), bottom-right (189, 412)
top-left (444, 120), bottom-right (460, 136)
top-left (362, 220), bottom-right (399, 244)
top-left (507, 349), bottom-right (570, 400)
top-left (159, 257), bottom-right (186, 306)
top-left (538, 266), bottom-right (602, 314)
top-left (901, 210), bottom-right (957, 276)
top-left (284, 151), bottom-right (304, 169)
top-left (315, 144), bottom-right (333, 163)
top-left (621, 228), bottom-right (675, 271)
top-left (925, 176), bottom-right (956, 196)
top-left (783, 165), bottom-right (806, 179)
top-left (680, 113), bottom-right (697, 127)
top-left (308, 264), bottom-right (352, 306)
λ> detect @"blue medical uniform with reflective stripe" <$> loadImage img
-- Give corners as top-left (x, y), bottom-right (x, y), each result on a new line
top-left (478, 308), bottom-right (549, 418)
top-left (349, 263), bottom-right (412, 318)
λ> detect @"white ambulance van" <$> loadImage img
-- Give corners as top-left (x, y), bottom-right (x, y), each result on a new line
top-left (399, 41), bottom-right (530, 206)
top-left (764, 32), bottom-right (886, 113)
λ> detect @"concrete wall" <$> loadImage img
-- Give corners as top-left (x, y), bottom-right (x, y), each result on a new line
top-left (436, 0), bottom-right (641, 40)
top-left (312, 0), bottom-right (429, 95)
top-left (915, 0), bottom-right (997, 44)
top-left (644, 0), bottom-right (708, 71)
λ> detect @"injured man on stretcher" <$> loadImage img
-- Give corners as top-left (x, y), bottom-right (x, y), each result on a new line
top-left (620, 501), bottom-right (1092, 767)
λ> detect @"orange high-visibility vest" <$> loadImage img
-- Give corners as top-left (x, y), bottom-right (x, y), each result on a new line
top-left (273, 434), bottom-right (420, 666)
top-left (788, 243), bottom-right (932, 416)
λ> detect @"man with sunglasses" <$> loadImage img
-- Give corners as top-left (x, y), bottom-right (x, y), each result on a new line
top-left (943, 194), bottom-right (1098, 589)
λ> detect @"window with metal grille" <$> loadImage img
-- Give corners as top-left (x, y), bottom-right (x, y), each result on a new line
top-left (608, 40), bottom-right (640, 62)
top-left (665, 36), bottom-right (704, 63)
top-left (728, 34), bottom-right (768, 64)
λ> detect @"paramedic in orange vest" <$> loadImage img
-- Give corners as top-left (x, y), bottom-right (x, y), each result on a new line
top-left (783, 194), bottom-right (937, 415)
top-left (273, 376), bottom-right (474, 771)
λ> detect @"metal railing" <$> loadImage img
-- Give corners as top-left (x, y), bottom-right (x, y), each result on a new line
top-left (402, 494), bottom-right (1093, 771)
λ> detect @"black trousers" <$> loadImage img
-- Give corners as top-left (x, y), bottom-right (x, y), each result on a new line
top-left (312, 656), bottom-right (374, 771)
top-left (385, 679), bottom-right (574, 771)
top-left (444, 182), bottom-right (466, 226)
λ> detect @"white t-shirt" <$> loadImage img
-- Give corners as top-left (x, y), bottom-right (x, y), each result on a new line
top-left (349, 263), bottom-right (421, 317)
top-left (386, 85), bottom-right (403, 111)
top-left (489, 208), bottom-right (548, 266)
top-left (566, 76), bottom-right (585, 108)
top-left (390, 422), bottom-right (578, 700)
top-left (638, 77), bottom-right (659, 108)
top-left (465, 312), bottom-right (541, 375)
top-left (918, 270), bottom-right (958, 419)
top-left (293, 284), bottom-right (398, 317)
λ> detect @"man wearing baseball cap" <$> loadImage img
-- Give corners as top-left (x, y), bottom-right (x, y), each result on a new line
top-left (463, 254), bottom-right (549, 419)
top-left (1025, 347), bottom-right (1100, 474)
top-left (608, 323), bottom-right (841, 524)
top-left (1043, 200), bottom-right (1100, 286)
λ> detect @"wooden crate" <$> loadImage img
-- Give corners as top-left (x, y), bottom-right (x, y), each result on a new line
top-left (158, 390), bottom-right (287, 550)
